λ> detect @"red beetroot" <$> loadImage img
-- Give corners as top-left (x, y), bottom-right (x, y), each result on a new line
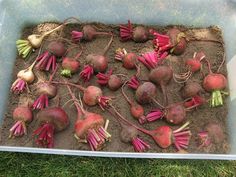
top-left (115, 48), bottom-right (138, 69)
top-left (96, 69), bottom-right (124, 91)
top-left (32, 66), bottom-right (58, 110)
top-left (135, 82), bottom-right (157, 104)
top-left (119, 123), bottom-right (150, 152)
top-left (66, 85), bottom-right (111, 151)
top-left (167, 28), bottom-right (187, 55)
top-left (119, 20), bottom-right (150, 42)
top-left (80, 35), bottom-right (113, 82)
top-left (35, 41), bottom-right (66, 72)
top-left (33, 107), bottom-right (69, 148)
top-left (197, 122), bottom-right (225, 149)
top-left (61, 51), bottom-right (81, 77)
top-left (107, 105), bottom-right (191, 150)
top-left (181, 81), bottom-right (203, 99)
top-left (141, 103), bottom-right (186, 125)
top-left (71, 25), bottom-right (111, 42)
top-left (149, 65), bottom-right (173, 106)
top-left (121, 81), bottom-right (145, 122)
top-left (51, 81), bottom-right (110, 108)
top-left (203, 59), bottom-right (228, 107)
top-left (173, 52), bottom-right (205, 83)
top-left (9, 105), bottom-right (33, 138)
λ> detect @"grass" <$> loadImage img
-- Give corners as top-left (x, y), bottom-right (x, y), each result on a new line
top-left (0, 152), bottom-right (235, 177)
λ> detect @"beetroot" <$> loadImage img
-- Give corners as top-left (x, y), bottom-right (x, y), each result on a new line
top-left (149, 65), bottom-right (173, 105)
top-left (107, 106), bottom-right (191, 150)
top-left (174, 52), bottom-right (205, 83)
top-left (115, 48), bottom-right (138, 69)
top-left (33, 107), bottom-right (69, 148)
top-left (35, 41), bottom-right (66, 72)
top-left (66, 84), bottom-right (111, 151)
top-left (181, 81), bottom-right (203, 99)
top-left (52, 81), bottom-right (110, 108)
top-left (122, 81), bottom-right (145, 122)
top-left (203, 59), bottom-right (228, 107)
top-left (80, 35), bottom-right (113, 82)
top-left (141, 103), bottom-right (186, 125)
top-left (167, 28), bottom-right (187, 55)
top-left (11, 60), bottom-right (37, 94)
top-left (96, 69), bottom-right (124, 91)
top-left (61, 51), bottom-right (81, 77)
top-left (119, 20), bottom-right (149, 42)
top-left (32, 66), bottom-right (58, 110)
top-left (135, 82), bottom-right (157, 104)
top-left (9, 105), bottom-right (33, 138)
top-left (71, 25), bottom-right (111, 42)
top-left (197, 122), bottom-right (225, 149)
top-left (120, 124), bottom-right (150, 152)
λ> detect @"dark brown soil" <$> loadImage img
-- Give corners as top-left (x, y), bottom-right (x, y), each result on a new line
top-left (0, 22), bottom-right (230, 153)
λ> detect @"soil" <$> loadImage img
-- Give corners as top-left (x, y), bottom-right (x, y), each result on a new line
top-left (0, 22), bottom-right (230, 153)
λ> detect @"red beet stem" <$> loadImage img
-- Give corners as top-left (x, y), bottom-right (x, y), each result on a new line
top-left (51, 81), bottom-right (86, 92)
top-left (119, 20), bottom-right (133, 41)
top-left (66, 83), bottom-right (85, 116)
top-left (80, 65), bottom-right (94, 82)
top-left (32, 94), bottom-right (49, 110)
top-left (127, 76), bottom-right (140, 90)
top-left (49, 64), bottom-right (58, 83)
top-left (204, 58), bottom-right (213, 74)
top-left (121, 81), bottom-right (132, 105)
top-left (132, 137), bottom-right (150, 152)
top-left (102, 35), bottom-right (114, 56)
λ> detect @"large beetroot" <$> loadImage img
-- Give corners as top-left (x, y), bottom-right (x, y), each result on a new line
top-left (203, 59), bottom-right (228, 107)
top-left (66, 84), bottom-right (111, 151)
top-left (33, 107), bottom-right (69, 148)
top-left (80, 35), bottom-right (113, 82)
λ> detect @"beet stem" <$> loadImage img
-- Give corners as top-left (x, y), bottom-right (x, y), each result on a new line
top-left (173, 121), bottom-right (190, 133)
top-left (51, 81), bottom-right (86, 92)
top-left (121, 81), bottom-right (132, 105)
top-left (102, 35), bottom-right (113, 56)
top-left (49, 64), bottom-right (58, 83)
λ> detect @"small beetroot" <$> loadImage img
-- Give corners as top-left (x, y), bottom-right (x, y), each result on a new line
top-left (32, 66), bottom-right (58, 110)
top-left (9, 104), bottom-right (33, 138)
top-left (197, 122), bottom-right (225, 149)
top-left (61, 51), bottom-right (81, 77)
top-left (203, 59), bottom-right (228, 107)
top-left (181, 81), bottom-right (203, 99)
top-left (174, 52), bottom-right (205, 83)
top-left (71, 25), bottom-right (111, 42)
top-left (167, 28), bottom-right (187, 55)
top-left (96, 69), bottom-right (123, 91)
top-left (80, 35), bottom-right (113, 82)
top-left (115, 48), bottom-right (138, 69)
top-left (119, 20), bottom-right (150, 42)
top-left (35, 41), bottom-right (66, 72)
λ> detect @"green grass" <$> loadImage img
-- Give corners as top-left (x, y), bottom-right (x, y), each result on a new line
top-left (0, 152), bottom-right (235, 177)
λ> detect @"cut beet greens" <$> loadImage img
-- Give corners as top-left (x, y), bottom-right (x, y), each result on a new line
top-left (66, 84), bottom-right (111, 151)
